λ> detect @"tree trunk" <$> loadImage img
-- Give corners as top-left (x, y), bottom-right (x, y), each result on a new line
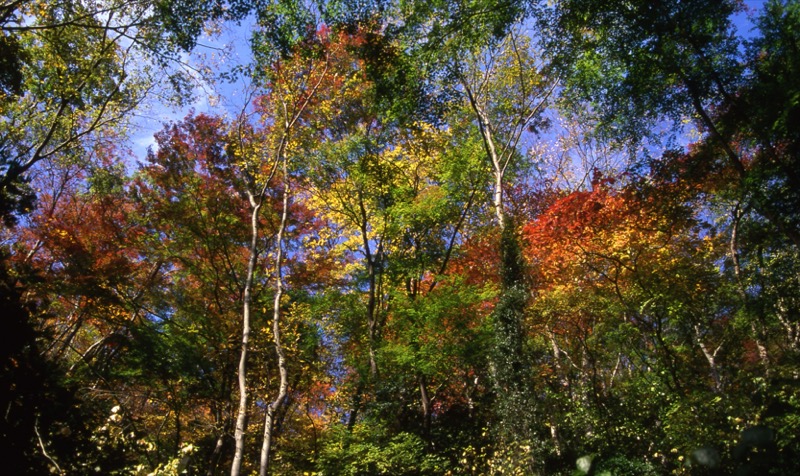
top-left (419, 375), bottom-right (432, 436)
top-left (207, 431), bottom-right (225, 476)
top-left (694, 324), bottom-right (723, 392)
top-left (729, 204), bottom-right (772, 377)
top-left (230, 197), bottom-right (261, 476)
top-left (463, 82), bottom-right (505, 230)
top-left (259, 157), bottom-right (291, 476)
top-left (357, 191), bottom-right (380, 380)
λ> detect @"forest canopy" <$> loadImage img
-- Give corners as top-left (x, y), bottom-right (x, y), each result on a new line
top-left (2, 1), bottom-right (800, 475)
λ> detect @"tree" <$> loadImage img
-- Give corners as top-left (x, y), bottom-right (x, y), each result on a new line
top-left (0, 0), bottom-right (228, 225)
top-left (449, 29), bottom-right (553, 229)
top-left (135, 110), bottom-right (335, 474)
top-left (246, 26), bottom-right (338, 474)
top-left (543, 3), bottom-right (800, 467)
top-left (545, 0), bottom-right (800, 248)
top-left (521, 164), bottom-right (782, 471)
top-left (136, 113), bottom-right (254, 474)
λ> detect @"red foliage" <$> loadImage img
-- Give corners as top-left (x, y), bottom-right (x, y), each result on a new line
top-left (448, 231), bottom-right (502, 289)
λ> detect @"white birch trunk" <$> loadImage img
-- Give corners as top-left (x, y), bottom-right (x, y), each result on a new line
top-left (259, 156), bottom-right (291, 476)
top-left (230, 196), bottom-right (261, 476)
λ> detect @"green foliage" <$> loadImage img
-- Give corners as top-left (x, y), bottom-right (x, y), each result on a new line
top-left (397, 0), bottom-right (531, 55)
top-left (743, 0), bottom-right (800, 147)
top-left (724, 0), bottom-right (800, 246)
top-left (490, 219), bottom-right (535, 445)
top-left (0, 157), bottom-right (35, 227)
top-left (251, 0), bottom-right (320, 63)
top-left (317, 420), bottom-right (449, 475)
top-left (455, 438), bottom-right (548, 476)
top-left (574, 454), bottom-right (660, 476)
top-left (1, 1), bottom-right (142, 226)
top-left (547, 0), bottom-right (743, 143)
top-left (0, 33), bottom-right (24, 98)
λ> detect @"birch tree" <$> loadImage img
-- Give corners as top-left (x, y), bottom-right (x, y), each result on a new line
top-left (453, 30), bottom-right (553, 229)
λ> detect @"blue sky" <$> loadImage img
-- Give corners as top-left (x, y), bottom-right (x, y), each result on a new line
top-left (129, 16), bottom-right (258, 160)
